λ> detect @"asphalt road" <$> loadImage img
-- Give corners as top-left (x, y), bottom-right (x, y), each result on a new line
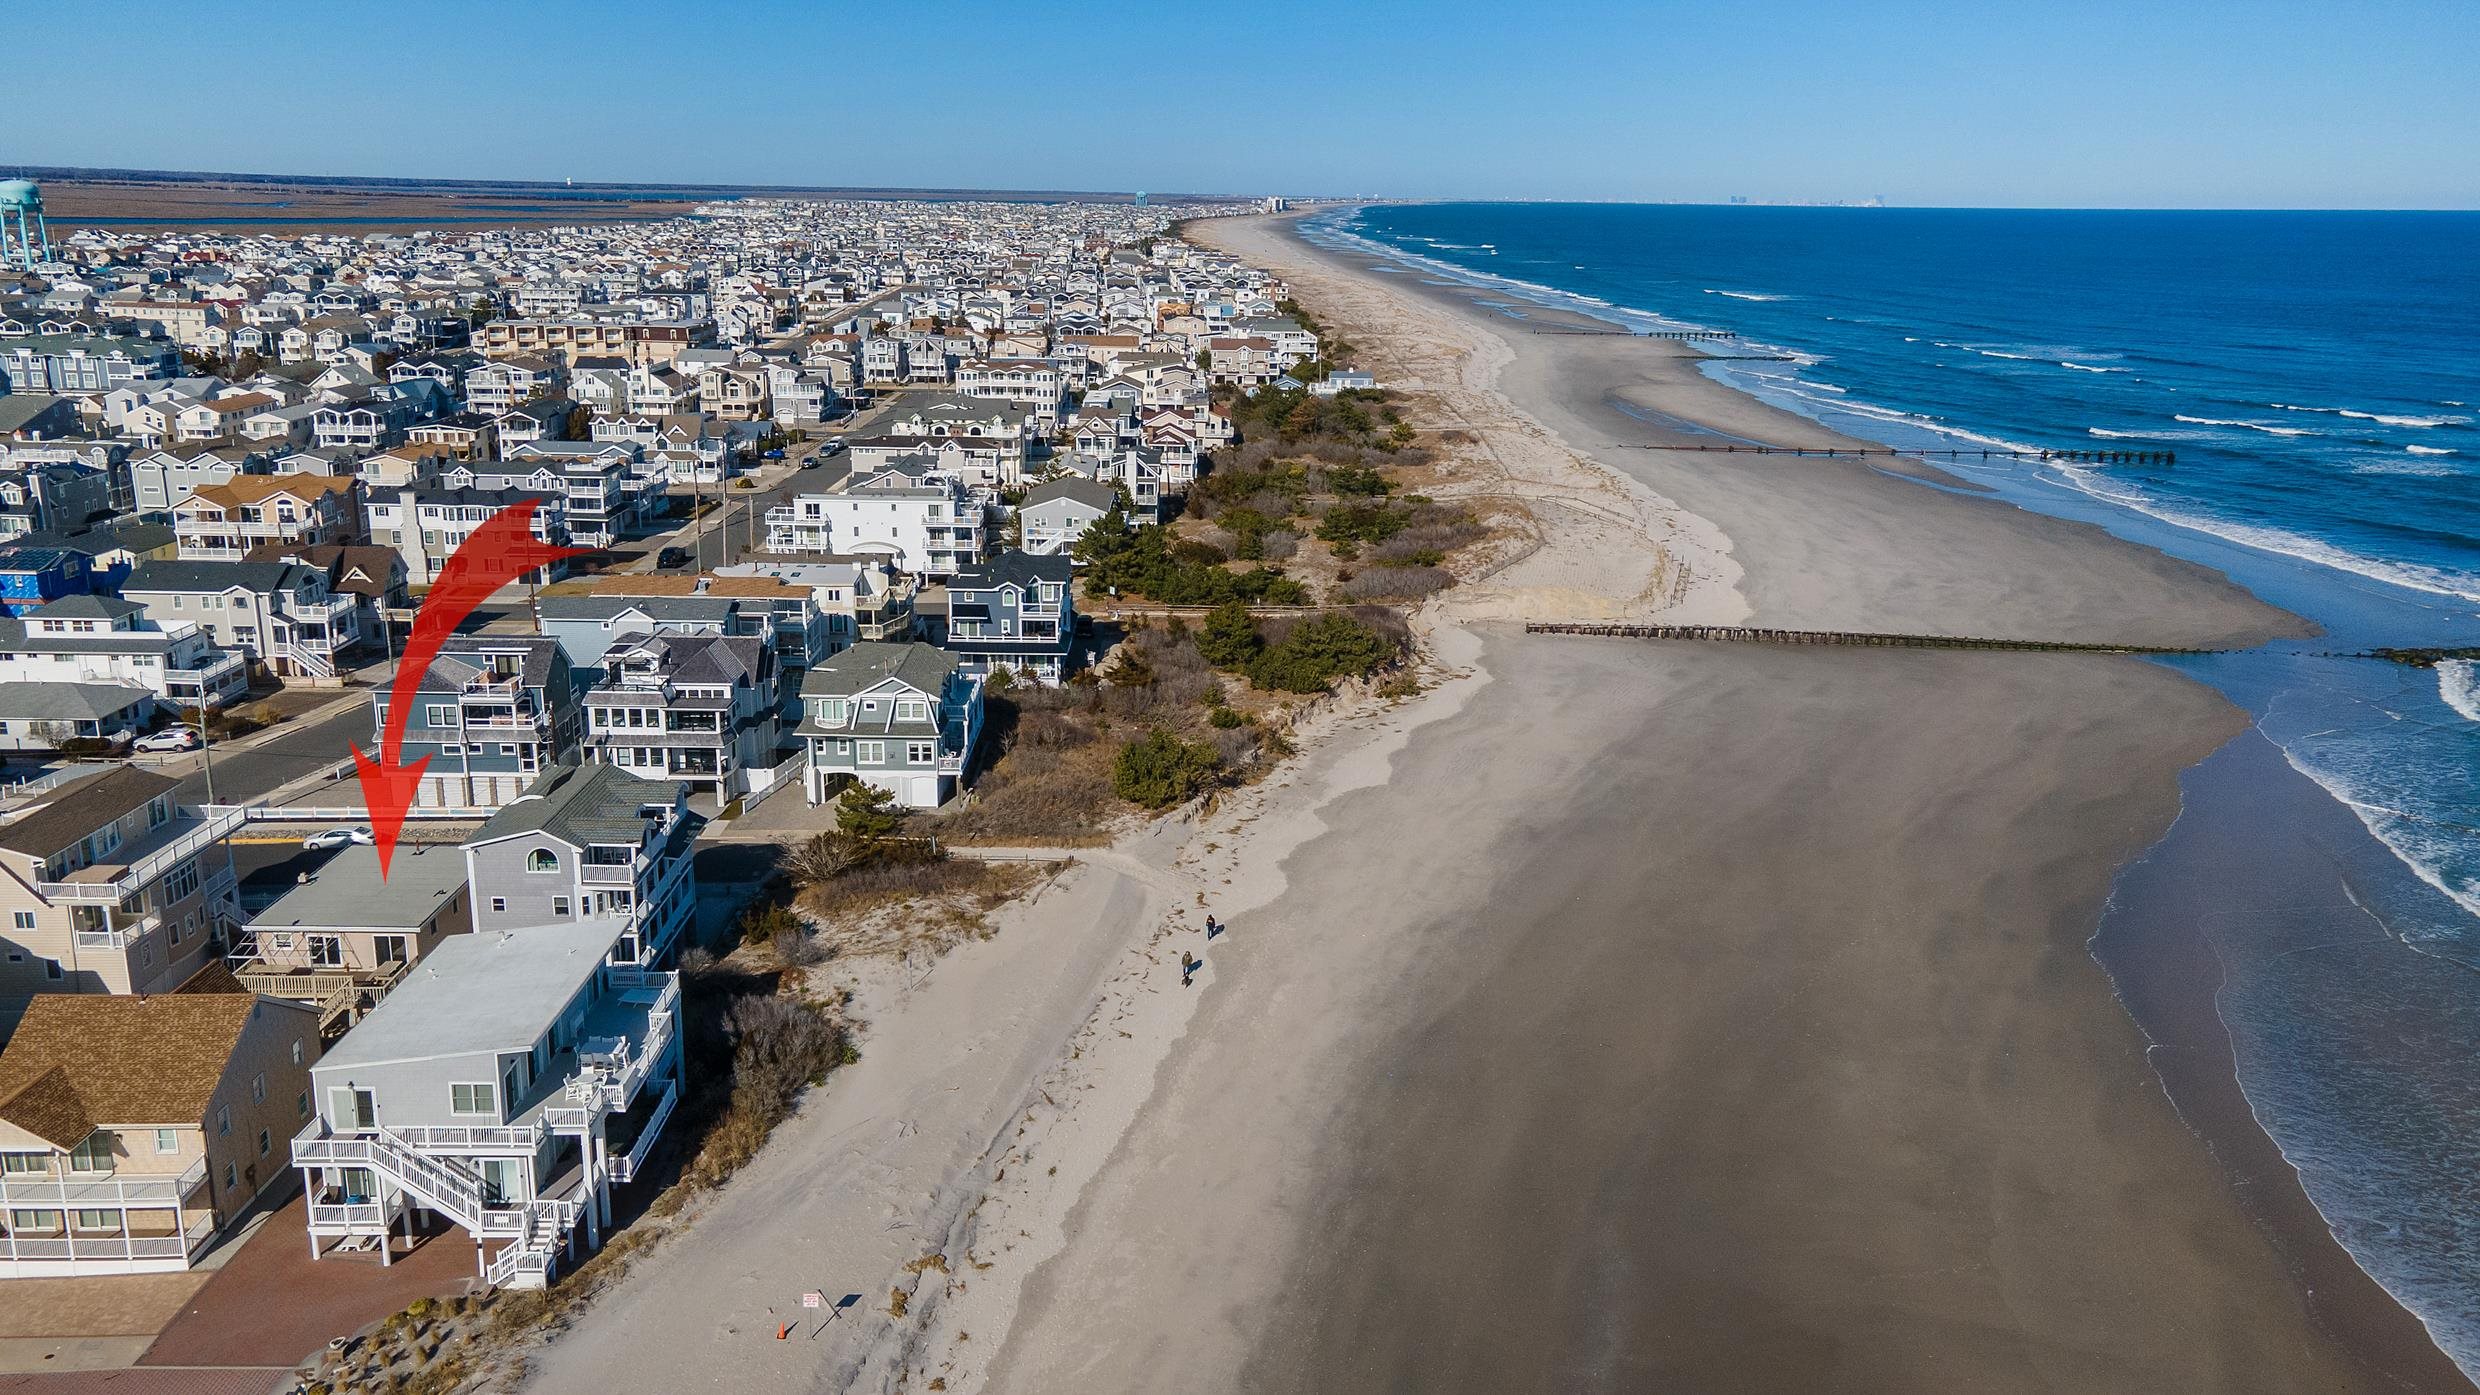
top-left (172, 703), bottom-right (370, 807)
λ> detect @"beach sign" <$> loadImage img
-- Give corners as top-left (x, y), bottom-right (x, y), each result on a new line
top-left (802, 1291), bottom-right (824, 1309)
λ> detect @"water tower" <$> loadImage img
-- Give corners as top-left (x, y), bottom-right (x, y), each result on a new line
top-left (0, 179), bottom-right (49, 272)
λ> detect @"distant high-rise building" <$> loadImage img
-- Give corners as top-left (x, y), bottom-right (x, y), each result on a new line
top-left (1134, 191), bottom-right (1148, 208)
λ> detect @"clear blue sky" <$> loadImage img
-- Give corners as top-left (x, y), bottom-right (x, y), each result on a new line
top-left (21, 0), bottom-right (2479, 208)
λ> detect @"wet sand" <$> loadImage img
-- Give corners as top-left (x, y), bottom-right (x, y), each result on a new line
top-left (968, 214), bottom-right (2461, 1393)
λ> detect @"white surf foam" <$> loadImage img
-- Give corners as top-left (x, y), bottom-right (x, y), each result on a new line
top-left (2061, 361), bottom-right (2127, 372)
top-left (2175, 414), bottom-right (2312, 436)
top-left (2273, 403), bottom-right (2468, 428)
top-left (2046, 463), bottom-right (2480, 603)
top-left (2344, 410), bottom-right (2464, 428)
top-left (2442, 662), bottom-right (2480, 724)
top-left (2406, 444), bottom-right (2458, 457)
top-left (1704, 289), bottom-right (1788, 302)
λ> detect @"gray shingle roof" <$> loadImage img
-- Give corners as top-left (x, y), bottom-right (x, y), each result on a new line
top-left (466, 762), bottom-right (680, 852)
top-left (0, 680), bottom-right (155, 724)
top-left (799, 641), bottom-right (956, 705)
top-left (125, 558), bottom-right (313, 595)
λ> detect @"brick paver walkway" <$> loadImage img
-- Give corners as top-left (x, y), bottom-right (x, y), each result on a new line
top-left (138, 1195), bottom-right (474, 1372)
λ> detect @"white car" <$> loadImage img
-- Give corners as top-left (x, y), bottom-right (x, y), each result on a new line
top-left (302, 826), bottom-right (376, 850)
top-left (133, 727), bottom-right (202, 754)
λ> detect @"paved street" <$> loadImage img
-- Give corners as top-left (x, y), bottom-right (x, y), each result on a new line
top-left (170, 702), bottom-right (369, 807)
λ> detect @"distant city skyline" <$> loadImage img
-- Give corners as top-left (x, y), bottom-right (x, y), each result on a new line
top-left (20, 0), bottom-right (2480, 209)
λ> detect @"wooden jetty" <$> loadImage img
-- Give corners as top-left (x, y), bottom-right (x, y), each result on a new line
top-left (1523, 621), bottom-right (2228, 656)
top-left (1618, 443), bottom-right (2175, 467)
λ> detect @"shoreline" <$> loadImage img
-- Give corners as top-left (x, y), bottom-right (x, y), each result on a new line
top-left (514, 206), bottom-right (2469, 1394)
top-left (952, 208), bottom-right (2460, 1390)
top-left (1224, 206), bottom-right (2462, 1390)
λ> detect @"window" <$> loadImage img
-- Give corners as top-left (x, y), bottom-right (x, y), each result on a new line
top-left (10, 911), bottom-right (31, 930)
top-left (450, 1083), bottom-right (496, 1117)
top-left (308, 936), bottom-right (342, 968)
top-left (153, 1129), bottom-right (178, 1155)
top-left (67, 1132), bottom-right (114, 1173)
top-left (216, 1106), bottom-right (230, 1136)
top-left (909, 741), bottom-right (935, 764)
top-left (291, 1039), bottom-right (304, 1066)
top-left (551, 897), bottom-right (571, 917)
top-left (10, 1209), bottom-right (62, 1234)
top-left (527, 849), bottom-right (559, 873)
top-left (71, 1209), bottom-right (120, 1233)
top-left (1, 1152), bottom-right (45, 1175)
top-left (490, 897), bottom-right (507, 913)
top-left (44, 959), bottom-right (60, 981)
top-left (297, 1091), bottom-right (310, 1120)
top-left (858, 741), bottom-right (885, 764)
top-left (224, 1163), bottom-right (237, 1192)
top-left (258, 1129), bottom-right (271, 1157)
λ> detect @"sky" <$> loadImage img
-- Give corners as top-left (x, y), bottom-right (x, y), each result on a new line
top-left (18, 0), bottom-right (2480, 208)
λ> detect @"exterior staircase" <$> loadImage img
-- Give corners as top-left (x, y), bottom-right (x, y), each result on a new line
top-left (294, 1123), bottom-right (584, 1288)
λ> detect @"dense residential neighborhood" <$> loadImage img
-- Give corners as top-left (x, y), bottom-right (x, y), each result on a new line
top-left (0, 186), bottom-right (1375, 1357)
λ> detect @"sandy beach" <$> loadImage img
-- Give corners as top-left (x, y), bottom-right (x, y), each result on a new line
top-left (515, 209), bottom-right (2468, 1395)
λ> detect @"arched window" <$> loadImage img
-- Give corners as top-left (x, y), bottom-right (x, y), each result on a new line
top-left (527, 848), bottom-right (559, 873)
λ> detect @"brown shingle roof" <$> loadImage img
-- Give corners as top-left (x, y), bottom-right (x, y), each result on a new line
top-left (0, 1065), bottom-right (95, 1150)
top-left (0, 766), bottom-right (178, 860)
top-left (0, 995), bottom-right (259, 1142)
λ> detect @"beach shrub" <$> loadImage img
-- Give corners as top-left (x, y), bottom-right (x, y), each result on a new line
top-left (1339, 566), bottom-right (1452, 602)
top-left (835, 781), bottom-right (908, 841)
top-left (1326, 463), bottom-right (1392, 497)
top-left (1077, 521), bottom-right (1309, 606)
top-left (1208, 706), bottom-right (1244, 729)
top-left (1245, 612), bottom-right (1399, 693)
top-left (1112, 729), bottom-right (1223, 808)
top-left (1197, 602), bottom-right (1265, 669)
top-left (1316, 502), bottom-right (1409, 546)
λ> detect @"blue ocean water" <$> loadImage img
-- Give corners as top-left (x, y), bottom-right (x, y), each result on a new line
top-left (1310, 203), bottom-right (2480, 1371)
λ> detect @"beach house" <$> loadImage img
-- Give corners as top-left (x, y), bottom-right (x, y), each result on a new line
top-left (292, 915), bottom-right (681, 1287)
top-left (0, 993), bottom-right (321, 1276)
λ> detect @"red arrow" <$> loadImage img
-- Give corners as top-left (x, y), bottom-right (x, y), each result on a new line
top-left (355, 499), bottom-right (588, 876)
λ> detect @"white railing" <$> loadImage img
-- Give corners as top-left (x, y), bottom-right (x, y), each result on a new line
top-left (605, 1079), bottom-right (677, 1185)
top-left (0, 1157), bottom-right (207, 1208)
top-left (0, 1216), bottom-right (216, 1266)
top-left (293, 1122), bottom-right (514, 1236)
top-left (389, 1122), bottom-right (544, 1153)
top-left (32, 808), bottom-right (247, 904)
top-left (306, 1197), bottom-right (402, 1231)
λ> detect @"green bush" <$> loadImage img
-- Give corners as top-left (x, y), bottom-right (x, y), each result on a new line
top-left (1316, 502), bottom-right (1407, 546)
top-left (834, 782), bottom-right (907, 841)
top-left (1076, 518), bottom-right (1309, 606)
top-left (1245, 613), bottom-right (1398, 694)
top-left (1112, 730), bottom-right (1223, 808)
top-left (1208, 706), bottom-right (1244, 729)
top-left (1326, 463), bottom-right (1392, 497)
top-left (1197, 602), bottom-right (1264, 669)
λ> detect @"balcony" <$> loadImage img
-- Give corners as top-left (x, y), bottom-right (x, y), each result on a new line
top-left (0, 1156), bottom-right (208, 1209)
top-left (34, 808), bottom-right (246, 905)
top-left (0, 1215), bottom-right (217, 1267)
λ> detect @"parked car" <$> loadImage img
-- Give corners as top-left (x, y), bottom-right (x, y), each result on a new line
top-left (657, 546), bottom-right (692, 571)
top-left (822, 437), bottom-right (847, 454)
top-left (302, 826), bottom-right (375, 850)
top-left (133, 726), bottom-right (202, 754)
top-left (763, 448), bottom-right (786, 460)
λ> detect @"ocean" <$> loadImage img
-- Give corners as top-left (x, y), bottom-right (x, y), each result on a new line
top-left (1309, 203), bottom-right (2480, 1374)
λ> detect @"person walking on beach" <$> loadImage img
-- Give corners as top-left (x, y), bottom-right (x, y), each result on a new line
top-left (1180, 950), bottom-right (1197, 987)
top-left (1204, 913), bottom-right (1221, 941)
